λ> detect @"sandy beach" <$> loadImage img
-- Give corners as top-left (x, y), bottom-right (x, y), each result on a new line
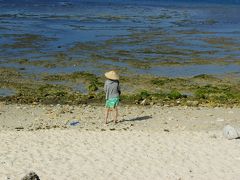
top-left (1, 102), bottom-right (240, 179)
top-left (1, 1), bottom-right (240, 179)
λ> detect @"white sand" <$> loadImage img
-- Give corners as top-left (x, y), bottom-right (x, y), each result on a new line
top-left (1, 130), bottom-right (240, 180)
top-left (0, 103), bottom-right (240, 179)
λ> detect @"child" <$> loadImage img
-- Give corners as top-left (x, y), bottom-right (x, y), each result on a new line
top-left (104, 70), bottom-right (121, 124)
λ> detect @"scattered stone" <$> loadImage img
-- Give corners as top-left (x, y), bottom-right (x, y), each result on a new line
top-left (15, 126), bottom-right (24, 131)
top-left (216, 118), bottom-right (224, 122)
top-left (170, 103), bottom-right (175, 106)
top-left (35, 126), bottom-right (42, 130)
top-left (186, 100), bottom-right (199, 107)
top-left (164, 129), bottom-right (170, 132)
top-left (168, 116), bottom-right (174, 121)
top-left (110, 128), bottom-right (116, 131)
top-left (210, 134), bottom-right (217, 139)
top-left (21, 171), bottom-right (40, 180)
top-left (150, 102), bottom-right (154, 106)
top-left (101, 129), bottom-right (106, 131)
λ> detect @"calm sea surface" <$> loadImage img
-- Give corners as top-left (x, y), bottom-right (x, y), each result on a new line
top-left (0, 0), bottom-right (240, 77)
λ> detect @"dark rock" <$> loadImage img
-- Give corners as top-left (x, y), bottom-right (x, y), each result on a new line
top-left (21, 171), bottom-right (40, 180)
top-left (15, 126), bottom-right (24, 130)
top-left (163, 129), bottom-right (170, 132)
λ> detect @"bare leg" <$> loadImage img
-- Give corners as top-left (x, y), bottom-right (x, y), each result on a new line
top-left (105, 108), bottom-right (110, 124)
top-left (114, 107), bottom-right (119, 123)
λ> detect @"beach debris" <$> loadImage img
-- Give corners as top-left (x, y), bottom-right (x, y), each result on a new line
top-left (140, 99), bottom-right (147, 105)
top-left (69, 120), bottom-right (80, 126)
top-left (223, 125), bottom-right (240, 140)
top-left (21, 171), bottom-right (40, 180)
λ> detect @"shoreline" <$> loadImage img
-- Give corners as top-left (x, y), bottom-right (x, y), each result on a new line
top-left (1, 102), bottom-right (240, 131)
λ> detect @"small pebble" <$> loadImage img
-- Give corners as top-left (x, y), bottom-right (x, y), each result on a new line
top-left (164, 129), bottom-right (170, 132)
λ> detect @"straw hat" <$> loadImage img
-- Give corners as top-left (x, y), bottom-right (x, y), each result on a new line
top-left (104, 70), bottom-right (119, 80)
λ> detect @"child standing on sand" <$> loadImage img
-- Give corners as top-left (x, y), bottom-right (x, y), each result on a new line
top-left (104, 70), bottom-right (121, 124)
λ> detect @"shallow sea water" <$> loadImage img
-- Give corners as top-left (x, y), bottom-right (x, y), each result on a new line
top-left (0, 0), bottom-right (240, 77)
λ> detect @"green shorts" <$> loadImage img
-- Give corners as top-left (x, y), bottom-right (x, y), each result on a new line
top-left (105, 97), bottom-right (120, 108)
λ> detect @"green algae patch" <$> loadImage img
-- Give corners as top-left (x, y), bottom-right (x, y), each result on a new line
top-left (43, 72), bottom-right (101, 83)
top-left (120, 89), bottom-right (186, 105)
top-left (194, 85), bottom-right (240, 102)
top-left (1, 71), bottom-right (240, 107)
top-left (176, 29), bottom-right (215, 35)
top-left (193, 74), bottom-right (215, 79)
top-left (1, 34), bottom-right (56, 49)
top-left (43, 72), bottom-right (104, 93)
top-left (13, 58), bottom-right (59, 68)
top-left (69, 42), bottom-right (104, 52)
top-left (0, 67), bottom-right (22, 78)
top-left (2, 84), bottom-right (101, 105)
top-left (201, 37), bottom-right (240, 49)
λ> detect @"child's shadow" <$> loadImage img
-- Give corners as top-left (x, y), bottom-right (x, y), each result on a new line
top-left (122, 115), bottom-right (152, 122)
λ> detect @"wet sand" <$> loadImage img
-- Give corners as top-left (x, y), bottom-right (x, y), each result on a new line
top-left (0, 102), bottom-right (240, 179)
